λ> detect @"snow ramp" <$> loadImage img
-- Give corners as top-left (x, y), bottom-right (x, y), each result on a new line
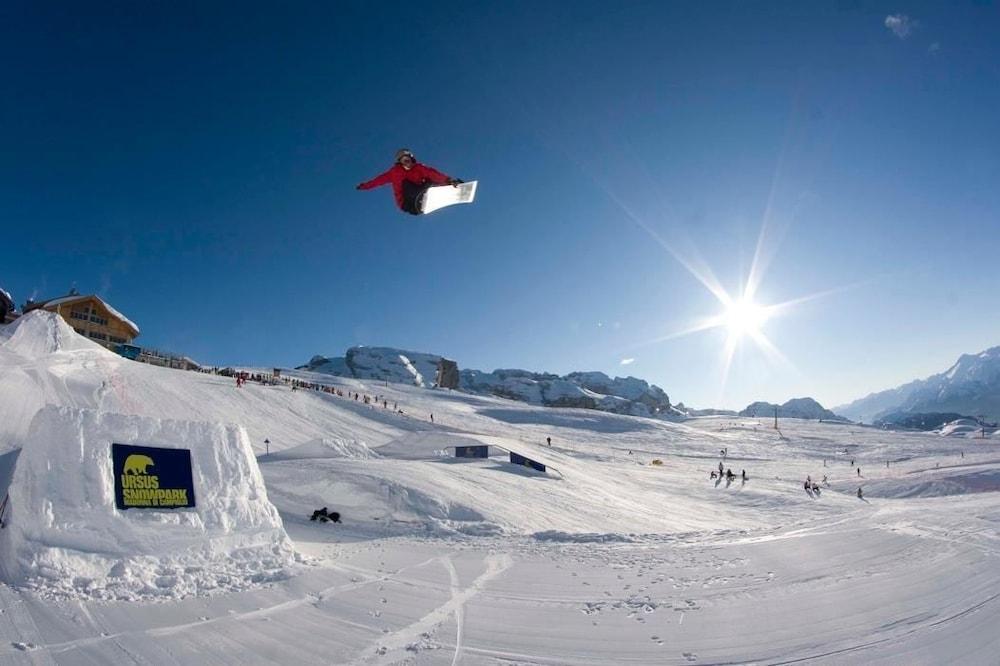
top-left (0, 309), bottom-right (111, 359)
top-left (261, 436), bottom-right (376, 462)
top-left (0, 406), bottom-right (298, 600)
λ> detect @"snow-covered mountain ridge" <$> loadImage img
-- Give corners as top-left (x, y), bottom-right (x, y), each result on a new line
top-left (739, 397), bottom-right (847, 421)
top-left (300, 347), bottom-right (672, 417)
top-left (301, 346), bottom-right (441, 388)
top-left (835, 346), bottom-right (1000, 423)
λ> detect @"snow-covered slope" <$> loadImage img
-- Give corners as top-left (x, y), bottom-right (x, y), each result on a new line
top-left (0, 313), bottom-right (405, 457)
top-left (0, 304), bottom-right (110, 358)
top-left (1, 310), bottom-right (999, 664)
top-left (836, 345), bottom-right (1000, 423)
top-left (938, 418), bottom-right (998, 438)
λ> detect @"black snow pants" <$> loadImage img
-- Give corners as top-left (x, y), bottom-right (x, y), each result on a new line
top-left (401, 179), bottom-right (431, 215)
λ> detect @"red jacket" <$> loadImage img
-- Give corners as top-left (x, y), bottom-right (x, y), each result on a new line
top-left (358, 162), bottom-right (452, 210)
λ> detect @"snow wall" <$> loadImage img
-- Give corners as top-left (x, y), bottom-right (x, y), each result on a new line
top-left (0, 405), bottom-right (298, 600)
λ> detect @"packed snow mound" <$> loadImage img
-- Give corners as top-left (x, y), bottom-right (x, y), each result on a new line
top-left (936, 418), bottom-right (998, 438)
top-left (0, 406), bottom-right (298, 600)
top-left (939, 420), bottom-right (982, 437)
top-left (877, 411), bottom-right (973, 431)
top-left (375, 431), bottom-right (489, 460)
top-left (532, 531), bottom-right (634, 543)
top-left (0, 310), bottom-right (112, 360)
top-left (858, 467), bottom-right (1000, 498)
top-left (261, 459), bottom-right (504, 537)
top-left (380, 478), bottom-right (489, 525)
top-left (263, 437), bottom-right (376, 461)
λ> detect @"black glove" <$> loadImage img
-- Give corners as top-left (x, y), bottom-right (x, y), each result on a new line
top-left (355, 183), bottom-right (364, 190)
top-left (447, 178), bottom-right (463, 186)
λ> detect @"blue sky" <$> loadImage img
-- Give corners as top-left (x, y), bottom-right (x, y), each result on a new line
top-left (3, 1), bottom-right (998, 410)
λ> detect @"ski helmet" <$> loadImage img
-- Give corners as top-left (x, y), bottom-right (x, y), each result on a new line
top-left (395, 148), bottom-right (415, 163)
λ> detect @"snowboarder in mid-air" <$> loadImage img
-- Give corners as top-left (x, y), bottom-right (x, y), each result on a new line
top-left (357, 149), bottom-right (462, 215)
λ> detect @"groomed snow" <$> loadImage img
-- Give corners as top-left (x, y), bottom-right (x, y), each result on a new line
top-left (0, 310), bottom-right (998, 663)
top-left (939, 418), bottom-right (997, 438)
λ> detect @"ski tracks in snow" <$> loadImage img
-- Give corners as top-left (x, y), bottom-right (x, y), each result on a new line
top-left (0, 585), bottom-right (56, 664)
top-left (0, 553), bottom-right (448, 660)
top-left (353, 552), bottom-right (512, 666)
top-left (443, 555), bottom-right (464, 666)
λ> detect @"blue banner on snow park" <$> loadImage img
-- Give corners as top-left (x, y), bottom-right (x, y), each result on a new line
top-left (510, 452), bottom-right (546, 473)
top-left (112, 443), bottom-right (197, 510)
top-left (455, 445), bottom-right (489, 458)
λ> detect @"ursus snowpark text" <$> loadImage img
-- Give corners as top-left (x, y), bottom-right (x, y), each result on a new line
top-left (113, 443), bottom-right (196, 509)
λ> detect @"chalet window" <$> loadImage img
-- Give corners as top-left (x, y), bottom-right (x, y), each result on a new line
top-left (88, 332), bottom-right (107, 340)
top-left (89, 314), bottom-right (108, 326)
top-left (74, 328), bottom-right (85, 335)
top-left (109, 335), bottom-right (127, 344)
top-left (70, 311), bottom-right (89, 321)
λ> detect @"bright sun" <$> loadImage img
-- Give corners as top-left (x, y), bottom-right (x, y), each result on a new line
top-left (723, 298), bottom-right (769, 338)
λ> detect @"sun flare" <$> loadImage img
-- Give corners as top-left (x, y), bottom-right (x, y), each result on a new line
top-left (723, 298), bottom-right (769, 339)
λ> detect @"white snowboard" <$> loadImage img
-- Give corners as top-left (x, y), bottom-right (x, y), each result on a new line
top-left (420, 180), bottom-right (477, 214)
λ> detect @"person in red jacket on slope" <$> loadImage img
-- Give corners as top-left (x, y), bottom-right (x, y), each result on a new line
top-left (356, 149), bottom-right (462, 215)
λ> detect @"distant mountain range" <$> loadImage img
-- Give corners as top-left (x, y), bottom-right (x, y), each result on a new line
top-left (739, 397), bottom-right (847, 421)
top-left (834, 346), bottom-right (1000, 424)
top-left (299, 347), bottom-right (672, 418)
top-left (673, 403), bottom-right (738, 417)
top-left (300, 344), bottom-right (1000, 426)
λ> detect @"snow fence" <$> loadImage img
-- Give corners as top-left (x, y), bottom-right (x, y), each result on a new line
top-left (0, 406), bottom-right (298, 600)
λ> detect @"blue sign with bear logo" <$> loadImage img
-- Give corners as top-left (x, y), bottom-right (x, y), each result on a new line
top-left (112, 443), bottom-right (196, 510)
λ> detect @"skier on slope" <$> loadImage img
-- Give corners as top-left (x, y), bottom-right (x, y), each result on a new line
top-left (356, 149), bottom-right (462, 215)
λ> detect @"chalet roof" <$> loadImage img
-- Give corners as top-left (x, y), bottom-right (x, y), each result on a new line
top-left (33, 294), bottom-right (140, 337)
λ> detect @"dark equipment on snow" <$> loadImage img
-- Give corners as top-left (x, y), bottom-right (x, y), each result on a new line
top-left (310, 507), bottom-right (341, 523)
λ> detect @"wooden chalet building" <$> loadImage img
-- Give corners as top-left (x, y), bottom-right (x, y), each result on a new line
top-left (23, 290), bottom-right (140, 351)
